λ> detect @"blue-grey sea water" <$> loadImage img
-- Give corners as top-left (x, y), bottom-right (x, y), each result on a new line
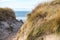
top-left (15, 11), bottom-right (29, 21)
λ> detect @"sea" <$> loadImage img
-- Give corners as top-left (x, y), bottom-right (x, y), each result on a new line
top-left (15, 11), bottom-right (29, 22)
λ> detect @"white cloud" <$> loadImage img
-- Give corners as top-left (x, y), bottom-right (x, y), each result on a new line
top-left (0, 0), bottom-right (16, 2)
top-left (0, 0), bottom-right (53, 11)
top-left (0, 0), bottom-right (9, 2)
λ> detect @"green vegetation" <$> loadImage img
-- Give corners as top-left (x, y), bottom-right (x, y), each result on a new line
top-left (0, 8), bottom-right (16, 21)
top-left (15, 0), bottom-right (60, 40)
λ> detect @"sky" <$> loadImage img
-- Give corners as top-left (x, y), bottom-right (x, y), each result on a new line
top-left (0, 0), bottom-right (52, 11)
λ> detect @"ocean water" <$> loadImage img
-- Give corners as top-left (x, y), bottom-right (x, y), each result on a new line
top-left (15, 11), bottom-right (29, 21)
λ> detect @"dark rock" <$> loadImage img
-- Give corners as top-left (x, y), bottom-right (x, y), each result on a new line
top-left (0, 8), bottom-right (23, 40)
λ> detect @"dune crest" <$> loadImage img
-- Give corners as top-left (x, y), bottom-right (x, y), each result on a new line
top-left (13, 0), bottom-right (60, 40)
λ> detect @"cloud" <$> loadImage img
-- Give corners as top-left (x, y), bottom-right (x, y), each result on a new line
top-left (0, 0), bottom-right (52, 11)
top-left (0, 0), bottom-right (9, 2)
top-left (0, 0), bottom-right (16, 2)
